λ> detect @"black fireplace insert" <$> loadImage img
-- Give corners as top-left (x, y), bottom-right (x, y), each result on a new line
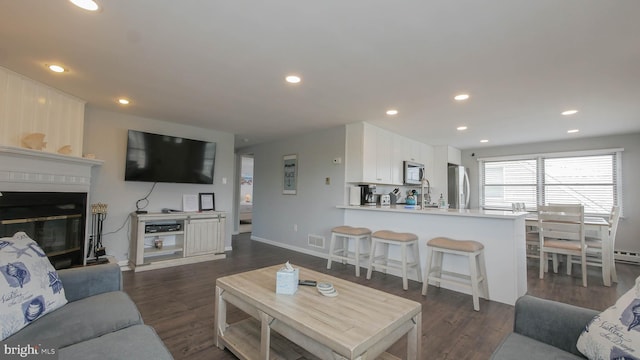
top-left (0, 191), bottom-right (87, 269)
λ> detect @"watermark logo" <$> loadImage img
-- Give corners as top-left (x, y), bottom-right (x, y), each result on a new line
top-left (2, 343), bottom-right (57, 359)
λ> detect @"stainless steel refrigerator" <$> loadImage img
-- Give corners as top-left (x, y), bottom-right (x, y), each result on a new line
top-left (448, 164), bottom-right (470, 209)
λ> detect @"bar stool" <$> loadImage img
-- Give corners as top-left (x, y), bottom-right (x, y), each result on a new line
top-left (366, 230), bottom-right (422, 290)
top-left (422, 237), bottom-right (488, 311)
top-left (326, 226), bottom-right (372, 277)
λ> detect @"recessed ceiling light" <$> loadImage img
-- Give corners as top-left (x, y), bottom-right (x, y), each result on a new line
top-left (562, 110), bottom-right (578, 116)
top-left (48, 64), bottom-right (65, 73)
top-left (454, 94), bottom-right (470, 101)
top-left (567, 129), bottom-right (580, 134)
top-left (69, 0), bottom-right (99, 11)
top-left (386, 109), bottom-right (398, 116)
top-left (480, 139), bottom-right (489, 143)
top-left (285, 75), bottom-right (301, 84)
top-left (118, 98), bottom-right (130, 105)
top-left (457, 126), bottom-right (468, 131)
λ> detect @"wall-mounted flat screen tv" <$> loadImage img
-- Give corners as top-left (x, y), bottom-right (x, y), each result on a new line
top-left (124, 130), bottom-right (216, 184)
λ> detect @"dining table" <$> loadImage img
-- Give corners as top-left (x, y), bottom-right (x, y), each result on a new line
top-left (525, 214), bottom-right (612, 286)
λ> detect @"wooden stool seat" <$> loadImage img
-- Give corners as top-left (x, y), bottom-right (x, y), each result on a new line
top-left (327, 226), bottom-right (372, 277)
top-left (428, 237), bottom-right (483, 252)
top-left (331, 226), bottom-right (372, 237)
top-left (422, 237), bottom-right (489, 311)
top-left (366, 230), bottom-right (422, 290)
top-left (370, 230), bottom-right (418, 242)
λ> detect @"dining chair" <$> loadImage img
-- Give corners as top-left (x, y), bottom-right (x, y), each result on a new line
top-left (512, 203), bottom-right (539, 258)
top-left (538, 204), bottom-right (587, 287)
top-left (574, 206), bottom-right (620, 283)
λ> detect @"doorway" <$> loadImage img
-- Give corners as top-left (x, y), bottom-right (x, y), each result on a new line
top-left (238, 155), bottom-right (253, 233)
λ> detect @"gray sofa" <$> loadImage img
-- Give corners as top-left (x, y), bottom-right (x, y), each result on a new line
top-left (6, 263), bottom-right (173, 360)
top-left (491, 295), bottom-right (598, 359)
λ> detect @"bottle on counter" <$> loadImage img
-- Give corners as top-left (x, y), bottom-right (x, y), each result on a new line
top-left (438, 193), bottom-right (446, 208)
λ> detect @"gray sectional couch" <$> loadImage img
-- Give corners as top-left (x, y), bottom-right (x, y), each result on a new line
top-left (6, 263), bottom-right (173, 360)
top-left (491, 295), bottom-right (598, 359)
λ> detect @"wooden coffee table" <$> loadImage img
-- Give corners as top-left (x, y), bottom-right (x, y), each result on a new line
top-left (214, 265), bottom-right (422, 360)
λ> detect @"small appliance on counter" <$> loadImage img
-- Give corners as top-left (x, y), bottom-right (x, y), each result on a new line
top-left (358, 184), bottom-right (377, 206)
top-left (365, 192), bottom-right (377, 206)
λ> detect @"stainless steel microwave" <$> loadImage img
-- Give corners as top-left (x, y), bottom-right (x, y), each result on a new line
top-left (403, 161), bottom-right (424, 185)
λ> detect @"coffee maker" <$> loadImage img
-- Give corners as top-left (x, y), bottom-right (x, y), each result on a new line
top-left (358, 184), bottom-right (377, 206)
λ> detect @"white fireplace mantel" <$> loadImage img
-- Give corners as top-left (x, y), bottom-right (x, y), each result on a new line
top-left (0, 145), bottom-right (103, 193)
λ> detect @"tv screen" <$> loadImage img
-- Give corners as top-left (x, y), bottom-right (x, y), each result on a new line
top-left (124, 130), bottom-right (216, 184)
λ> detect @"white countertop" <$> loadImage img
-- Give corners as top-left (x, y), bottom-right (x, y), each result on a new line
top-left (337, 205), bottom-right (527, 220)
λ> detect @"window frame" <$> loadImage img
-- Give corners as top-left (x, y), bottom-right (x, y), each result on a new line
top-left (478, 148), bottom-right (623, 216)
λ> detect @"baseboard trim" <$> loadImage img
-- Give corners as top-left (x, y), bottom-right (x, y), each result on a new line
top-left (250, 235), bottom-right (328, 260)
top-left (118, 259), bottom-right (132, 271)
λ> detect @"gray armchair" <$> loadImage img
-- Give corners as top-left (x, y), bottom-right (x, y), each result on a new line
top-left (491, 295), bottom-right (598, 359)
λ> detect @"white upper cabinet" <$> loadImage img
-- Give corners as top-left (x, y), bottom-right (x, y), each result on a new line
top-left (391, 133), bottom-right (404, 185)
top-left (403, 138), bottom-right (422, 163)
top-left (447, 146), bottom-right (462, 165)
top-left (346, 122), bottom-right (432, 186)
top-left (347, 123), bottom-right (397, 184)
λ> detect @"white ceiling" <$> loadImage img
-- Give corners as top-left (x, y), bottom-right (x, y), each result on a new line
top-left (1, 1), bottom-right (639, 150)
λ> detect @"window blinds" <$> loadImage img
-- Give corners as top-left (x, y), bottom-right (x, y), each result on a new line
top-left (480, 151), bottom-right (619, 215)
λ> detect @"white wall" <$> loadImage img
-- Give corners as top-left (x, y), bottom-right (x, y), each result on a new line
top-left (0, 66), bottom-right (85, 157)
top-left (461, 132), bottom-right (640, 254)
top-left (243, 126), bottom-right (346, 256)
top-left (83, 107), bottom-right (235, 263)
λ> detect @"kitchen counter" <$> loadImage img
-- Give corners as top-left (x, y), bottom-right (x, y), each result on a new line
top-left (337, 205), bottom-right (526, 220)
top-left (339, 205), bottom-right (527, 305)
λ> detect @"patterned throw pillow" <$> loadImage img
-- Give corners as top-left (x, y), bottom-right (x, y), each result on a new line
top-left (0, 232), bottom-right (67, 340)
top-left (576, 276), bottom-right (640, 359)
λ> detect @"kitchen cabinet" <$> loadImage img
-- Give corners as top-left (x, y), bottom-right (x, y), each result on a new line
top-left (129, 211), bottom-right (226, 272)
top-left (392, 133), bottom-right (404, 185)
top-left (347, 122), bottom-right (397, 184)
top-left (372, 126), bottom-right (393, 184)
top-left (347, 122), bottom-right (434, 185)
top-left (403, 138), bottom-right (423, 163)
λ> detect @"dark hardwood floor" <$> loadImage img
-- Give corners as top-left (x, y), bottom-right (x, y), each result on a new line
top-left (122, 233), bottom-right (640, 360)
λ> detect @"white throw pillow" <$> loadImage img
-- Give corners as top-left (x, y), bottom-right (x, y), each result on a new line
top-left (0, 232), bottom-right (68, 340)
top-left (576, 275), bottom-right (640, 359)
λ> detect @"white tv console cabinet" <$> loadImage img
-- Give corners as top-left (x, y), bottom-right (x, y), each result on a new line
top-left (129, 211), bottom-right (226, 272)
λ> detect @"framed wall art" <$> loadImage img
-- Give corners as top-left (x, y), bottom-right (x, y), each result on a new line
top-left (182, 194), bottom-right (199, 212)
top-left (199, 192), bottom-right (215, 211)
top-left (283, 154), bottom-right (297, 195)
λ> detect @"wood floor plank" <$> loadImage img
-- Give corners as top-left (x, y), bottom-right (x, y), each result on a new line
top-left (122, 233), bottom-right (640, 360)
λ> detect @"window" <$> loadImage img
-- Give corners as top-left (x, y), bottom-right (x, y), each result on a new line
top-left (483, 159), bottom-right (537, 210)
top-left (480, 150), bottom-right (621, 215)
